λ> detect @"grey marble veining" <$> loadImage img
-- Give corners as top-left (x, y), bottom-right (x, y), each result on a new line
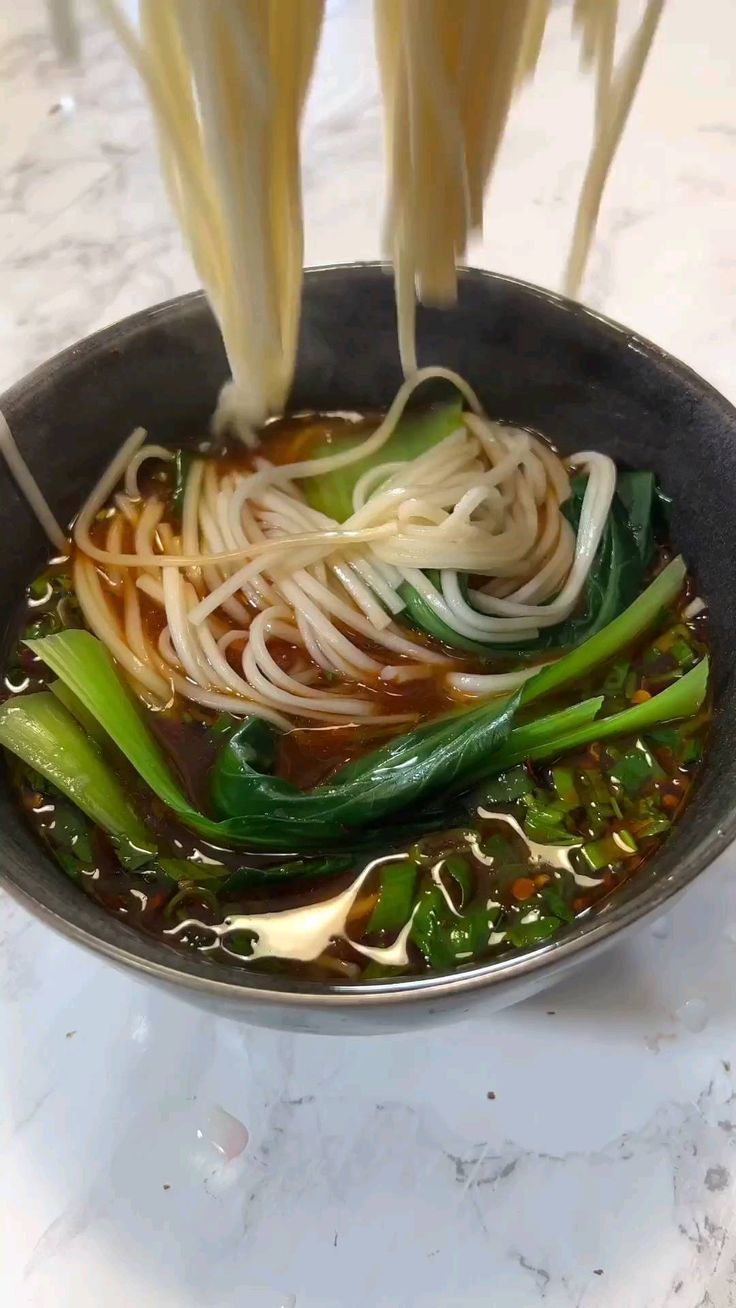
top-left (2, 2), bottom-right (736, 1305)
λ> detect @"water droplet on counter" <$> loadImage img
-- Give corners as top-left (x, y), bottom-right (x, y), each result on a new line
top-left (49, 94), bottom-right (76, 117)
top-left (279, 1297), bottom-right (296, 1308)
top-left (198, 1106), bottom-right (249, 1161)
top-left (675, 997), bottom-right (709, 1033)
top-left (651, 915), bottom-right (671, 940)
top-left (724, 923), bottom-right (736, 946)
top-left (130, 1014), bottom-right (150, 1045)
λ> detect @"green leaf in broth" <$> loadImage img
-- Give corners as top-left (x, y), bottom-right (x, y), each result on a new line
top-left (368, 859), bottom-right (418, 934)
top-left (52, 800), bottom-right (94, 864)
top-left (210, 688), bottom-right (521, 845)
top-left (507, 916), bottom-right (561, 948)
top-left (615, 470), bottom-right (657, 566)
top-left (400, 471), bottom-right (656, 657)
top-left (0, 692), bottom-right (150, 847)
top-left (303, 403), bottom-right (464, 523)
top-left (158, 857), bottom-right (228, 884)
top-left (519, 556), bottom-right (686, 706)
top-left (49, 678), bottom-right (109, 746)
top-left (540, 884), bottom-right (575, 924)
top-left (218, 853), bottom-right (354, 892)
top-left (26, 630), bottom-right (203, 825)
top-left (171, 449), bottom-right (195, 522)
top-left (496, 658), bottom-right (708, 769)
top-left (23, 577), bottom-right (706, 860)
top-left (410, 884), bottom-right (502, 968)
top-left (113, 833), bottom-right (158, 871)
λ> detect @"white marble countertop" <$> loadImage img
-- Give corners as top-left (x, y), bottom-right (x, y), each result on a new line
top-left (2, 2), bottom-right (736, 1305)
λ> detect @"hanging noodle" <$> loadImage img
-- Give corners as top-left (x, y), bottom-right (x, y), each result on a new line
top-left (376, 0), bottom-right (664, 366)
top-left (97, 0), bottom-right (324, 436)
top-left (565, 0), bottom-right (665, 294)
top-left (87, 1), bottom-right (662, 413)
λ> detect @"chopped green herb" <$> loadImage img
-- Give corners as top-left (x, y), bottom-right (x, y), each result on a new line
top-left (540, 885), bottom-right (575, 923)
top-left (602, 660), bottom-right (630, 698)
top-left (507, 916), bottom-right (561, 948)
top-left (580, 829), bottom-right (638, 872)
top-left (609, 747), bottom-right (657, 796)
top-left (483, 767), bottom-right (533, 803)
top-left (550, 767), bottom-right (580, 809)
top-left (368, 859), bottom-right (418, 933)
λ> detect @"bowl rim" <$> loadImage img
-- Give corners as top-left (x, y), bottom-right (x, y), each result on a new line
top-left (1, 260), bottom-right (734, 1009)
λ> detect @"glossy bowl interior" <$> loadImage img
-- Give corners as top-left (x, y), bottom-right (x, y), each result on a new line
top-left (1, 264), bottom-right (735, 1034)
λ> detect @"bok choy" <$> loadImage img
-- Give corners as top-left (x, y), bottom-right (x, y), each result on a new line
top-left (400, 470), bottom-right (657, 656)
top-left (303, 402), bottom-right (464, 523)
top-left (1, 553), bottom-right (705, 857)
top-left (0, 692), bottom-right (150, 847)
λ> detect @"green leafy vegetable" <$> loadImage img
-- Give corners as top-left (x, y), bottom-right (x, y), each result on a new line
top-left (159, 857), bottom-right (228, 883)
top-left (550, 767), bottom-right (580, 809)
top-left (468, 698), bottom-right (604, 781)
top-left (0, 692), bottom-right (150, 846)
top-left (580, 829), bottom-right (638, 872)
top-left (615, 470), bottom-right (657, 566)
top-left (609, 746), bottom-right (658, 796)
top-left (632, 813), bottom-right (670, 839)
top-left (410, 884), bottom-right (501, 969)
top-left (219, 716), bottom-right (278, 775)
top-left (482, 766), bottom-right (533, 804)
top-left (26, 629), bottom-right (208, 827)
top-left (526, 473), bottom-right (646, 651)
top-left (49, 678), bottom-right (109, 746)
top-left (368, 859), bottom-right (418, 934)
top-left (680, 737), bottom-right (703, 769)
top-left (52, 800), bottom-right (94, 864)
top-left (410, 886), bottom-right (455, 969)
top-left (219, 854), bottom-right (355, 891)
top-left (602, 659), bottom-right (630, 699)
top-left (20, 576), bottom-right (706, 860)
top-left (519, 556), bottom-right (686, 707)
top-left (494, 657), bottom-right (708, 769)
top-left (113, 834), bottom-right (158, 871)
top-left (210, 687), bottom-right (521, 846)
top-left (540, 884), bottom-right (575, 923)
top-left (400, 471), bottom-right (658, 656)
top-left (507, 916), bottom-right (561, 948)
top-left (303, 403), bottom-right (463, 523)
top-left (668, 633), bottom-right (697, 670)
top-left (171, 449), bottom-right (195, 521)
top-left (522, 801), bottom-right (575, 845)
top-left (443, 853), bottom-right (473, 908)
top-left (479, 833), bottom-right (515, 863)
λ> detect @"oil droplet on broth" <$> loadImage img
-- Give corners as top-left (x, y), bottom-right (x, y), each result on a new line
top-left (675, 997), bottom-right (709, 1033)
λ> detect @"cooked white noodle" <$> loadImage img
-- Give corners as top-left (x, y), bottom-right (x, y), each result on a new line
top-left (59, 367), bottom-right (617, 724)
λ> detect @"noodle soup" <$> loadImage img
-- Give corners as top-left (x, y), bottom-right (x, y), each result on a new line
top-left (0, 389), bottom-right (710, 983)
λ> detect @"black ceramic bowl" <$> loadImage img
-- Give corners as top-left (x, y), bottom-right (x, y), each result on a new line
top-left (0, 265), bottom-right (734, 1034)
